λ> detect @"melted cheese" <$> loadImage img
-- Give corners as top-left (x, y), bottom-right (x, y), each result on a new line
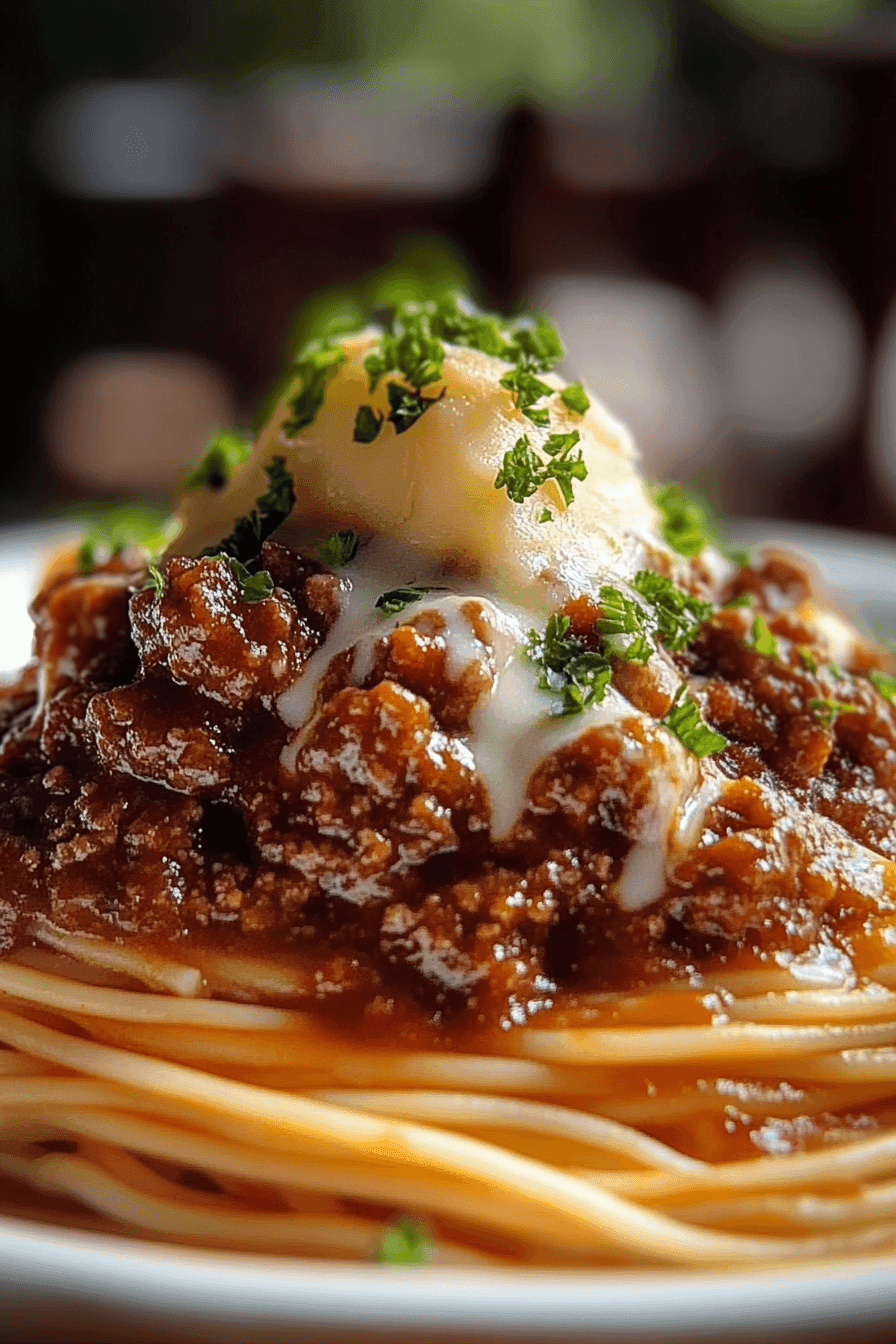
top-left (173, 336), bottom-right (665, 609)
top-left (173, 335), bottom-right (728, 911)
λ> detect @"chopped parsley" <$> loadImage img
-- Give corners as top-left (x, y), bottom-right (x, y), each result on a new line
top-left (227, 557), bottom-right (273, 603)
top-left (428, 295), bottom-right (507, 356)
top-left (808, 697), bottom-right (861, 729)
top-left (377, 1217), bottom-right (432, 1266)
top-left (145, 561), bottom-right (165, 600)
top-left (747, 614), bottom-right (778, 660)
top-left (285, 286), bottom-right (584, 444)
top-left (596, 586), bottom-right (652, 665)
top-left (504, 316), bottom-right (565, 370)
top-left (182, 428), bottom-right (253, 492)
top-left (206, 457), bottom-right (295, 564)
top-left (494, 432), bottom-right (586, 511)
top-left (869, 669), bottom-right (896, 703)
top-left (319, 528), bottom-right (359, 568)
top-left (353, 405), bottom-right (384, 443)
top-left (386, 381), bottom-right (444, 435)
top-left (541, 431), bottom-right (587, 506)
top-left (282, 343), bottom-right (347, 436)
top-left (650, 483), bottom-right (716, 559)
top-left (723, 591), bottom-right (754, 610)
top-left (661, 687), bottom-right (728, 757)
top-left (559, 383), bottom-right (590, 415)
top-left (77, 502), bottom-right (177, 575)
top-left (524, 615), bottom-right (612, 717)
top-left (375, 585), bottom-right (445, 616)
top-left (797, 647), bottom-right (818, 672)
top-left (499, 366), bottom-right (553, 427)
top-left (629, 571), bottom-right (713, 652)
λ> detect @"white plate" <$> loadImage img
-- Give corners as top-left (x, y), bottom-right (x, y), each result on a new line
top-left (1, 518), bottom-right (895, 1343)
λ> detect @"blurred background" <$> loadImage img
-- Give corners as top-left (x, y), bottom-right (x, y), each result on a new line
top-left (5, 0), bottom-right (896, 536)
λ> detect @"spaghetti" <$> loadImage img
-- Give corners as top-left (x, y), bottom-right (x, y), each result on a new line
top-left (0, 290), bottom-right (895, 1265)
top-left (3, 946), bottom-right (896, 1264)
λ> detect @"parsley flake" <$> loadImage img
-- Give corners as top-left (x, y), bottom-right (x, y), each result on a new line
top-left (525, 615), bottom-right (612, 717)
top-left (494, 435), bottom-right (545, 503)
top-left (494, 432), bottom-right (587, 511)
top-left (77, 502), bottom-right (177, 575)
top-left (798, 647), bottom-right (818, 673)
top-left (541, 430), bottom-right (587, 506)
top-left (319, 528), bottom-right (359, 568)
top-left (559, 383), bottom-right (590, 415)
top-left (207, 457), bottom-right (295, 564)
top-left (227, 557), bottom-right (274, 603)
top-left (747, 614), bottom-right (778, 660)
top-left (182, 428), bottom-right (253, 492)
top-left (650, 483), bottom-right (716, 558)
top-left (499, 366), bottom-right (553, 427)
top-left (353, 405), bottom-right (383, 443)
top-left (386, 382), bottom-right (444, 435)
top-left (629, 571), bottom-right (713, 651)
top-left (145, 561), bottom-right (165, 600)
top-left (597, 586), bottom-right (652, 665)
top-left (661, 687), bottom-right (728, 757)
top-left (723, 591), bottom-right (754, 610)
top-left (375, 585), bottom-right (445, 616)
top-left (808, 697), bottom-right (861, 729)
top-left (504, 316), bottom-right (564, 371)
top-left (377, 1217), bottom-right (431, 1266)
top-left (282, 343), bottom-right (347, 436)
top-left (869, 669), bottom-right (896, 703)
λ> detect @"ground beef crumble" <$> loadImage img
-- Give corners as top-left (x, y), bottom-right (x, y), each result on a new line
top-left (0, 540), bottom-right (893, 1032)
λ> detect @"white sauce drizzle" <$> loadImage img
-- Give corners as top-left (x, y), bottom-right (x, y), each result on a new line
top-left (275, 537), bottom-right (720, 912)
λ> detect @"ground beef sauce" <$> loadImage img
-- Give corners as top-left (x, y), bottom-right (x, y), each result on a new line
top-left (0, 523), bottom-right (894, 1047)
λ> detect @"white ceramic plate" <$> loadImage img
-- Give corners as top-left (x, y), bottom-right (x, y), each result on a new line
top-left (1, 518), bottom-right (895, 1344)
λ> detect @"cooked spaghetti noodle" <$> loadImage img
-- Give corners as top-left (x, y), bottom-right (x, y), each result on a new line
top-left (1, 289), bottom-right (895, 1265)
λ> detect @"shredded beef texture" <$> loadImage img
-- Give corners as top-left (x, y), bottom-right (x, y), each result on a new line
top-left (0, 543), bottom-right (893, 1030)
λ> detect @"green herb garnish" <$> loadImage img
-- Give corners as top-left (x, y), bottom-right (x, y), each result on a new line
top-left (541, 430), bottom-right (587, 506)
top-left (808, 697), bottom-right (861, 729)
top-left (182, 428), bottom-right (253, 492)
top-left (629, 571), bottom-right (713, 652)
top-left (596, 586), bottom-right (652, 665)
top-left (375, 585), bottom-right (444, 616)
top-left (723, 591), bottom-right (754, 610)
top-left (145, 561), bottom-right (165, 600)
top-left (207, 456), bottom-right (295, 564)
top-left (77, 502), bottom-right (177, 575)
top-left (353, 405), bottom-right (384, 443)
top-left (386, 382), bottom-right (444, 435)
top-left (227, 557), bottom-right (274, 603)
top-left (377, 1217), bottom-right (431, 1266)
top-left (559, 383), bottom-right (590, 415)
top-left (661, 687), bottom-right (728, 757)
top-left (798, 647), bottom-right (818, 672)
top-left (869, 669), bottom-right (896, 703)
top-left (650, 483), bottom-right (716, 559)
top-left (282, 343), bottom-right (347, 436)
top-left (319, 528), bottom-right (359, 568)
top-left (499, 366), bottom-right (553, 427)
top-left (747, 614), bottom-right (778, 660)
top-left (494, 432), bottom-right (586, 510)
top-left (525, 615), bottom-right (612, 717)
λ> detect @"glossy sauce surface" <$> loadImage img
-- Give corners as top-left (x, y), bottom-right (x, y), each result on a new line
top-left (0, 540), bottom-right (894, 1047)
